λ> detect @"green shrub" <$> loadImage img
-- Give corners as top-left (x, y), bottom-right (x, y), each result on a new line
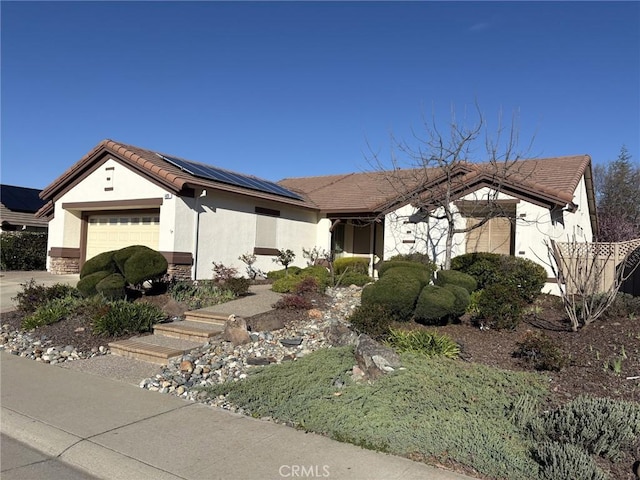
top-left (334, 272), bottom-right (372, 287)
top-left (95, 273), bottom-right (127, 300)
top-left (271, 266), bottom-right (330, 293)
top-left (333, 257), bottom-right (370, 275)
top-left (530, 395), bottom-right (640, 461)
top-left (13, 279), bottom-right (80, 313)
top-left (293, 276), bottom-right (320, 295)
top-left (168, 280), bottom-right (235, 310)
top-left (21, 296), bottom-right (81, 330)
top-left (533, 442), bottom-right (607, 480)
top-left (442, 283), bottom-right (471, 317)
top-left (378, 261), bottom-right (434, 283)
top-left (386, 328), bottom-right (460, 358)
top-left (361, 274), bottom-right (422, 321)
top-left (387, 252), bottom-right (436, 268)
top-left (475, 283), bottom-right (525, 329)
top-left (0, 232), bottom-right (47, 271)
top-left (76, 271), bottom-right (111, 297)
top-left (434, 270), bottom-right (478, 293)
top-left (120, 246), bottom-right (168, 285)
top-left (601, 292), bottom-right (640, 319)
top-left (80, 251), bottom-right (117, 278)
top-left (92, 300), bottom-right (165, 336)
top-left (413, 285), bottom-right (457, 325)
top-left (112, 245), bottom-right (141, 273)
top-left (347, 304), bottom-right (396, 340)
top-left (223, 277), bottom-right (251, 297)
top-left (513, 331), bottom-right (567, 371)
top-left (451, 253), bottom-right (546, 303)
top-left (266, 266), bottom-right (302, 280)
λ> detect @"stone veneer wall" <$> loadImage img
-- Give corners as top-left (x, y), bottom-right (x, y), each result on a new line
top-left (50, 256), bottom-right (80, 275)
top-left (167, 263), bottom-right (192, 281)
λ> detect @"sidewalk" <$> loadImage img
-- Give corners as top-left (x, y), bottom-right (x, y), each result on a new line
top-left (1, 352), bottom-right (474, 480)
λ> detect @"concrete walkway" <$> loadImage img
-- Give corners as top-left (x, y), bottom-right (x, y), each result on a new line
top-left (1, 352), bottom-right (474, 480)
top-left (0, 271), bottom-right (79, 313)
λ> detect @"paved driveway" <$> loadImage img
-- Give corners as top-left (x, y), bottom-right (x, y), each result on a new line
top-left (0, 271), bottom-right (79, 313)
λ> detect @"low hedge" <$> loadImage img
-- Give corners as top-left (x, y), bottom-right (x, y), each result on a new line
top-left (378, 262), bottom-right (432, 285)
top-left (0, 232), bottom-right (47, 271)
top-left (271, 265), bottom-right (330, 293)
top-left (333, 257), bottom-right (370, 275)
top-left (413, 285), bottom-right (457, 325)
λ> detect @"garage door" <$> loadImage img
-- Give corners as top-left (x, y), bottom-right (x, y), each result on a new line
top-left (86, 213), bottom-right (160, 261)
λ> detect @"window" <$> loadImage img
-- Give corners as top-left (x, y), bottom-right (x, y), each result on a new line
top-left (466, 217), bottom-right (513, 255)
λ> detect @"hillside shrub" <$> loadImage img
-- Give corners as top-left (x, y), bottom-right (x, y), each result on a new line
top-left (92, 300), bottom-right (165, 336)
top-left (13, 279), bottom-right (80, 313)
top-left (513, 331), bottom-right (567, 371)
top-left (347, 304), bottom-right (396, 340)
top-left (95, 273), bottom-right (127, 300)
top-left (386, 328), bottom-right (460, 358)
top-left (442, 283), bottom-right (471, 317)
top-left (387, 252), bottom-right (436, 268)
top-left (333, 257), bottom-right (370, 275)
top-left (0, 232), bottom-right (47, 271)
top-left (77, 271), bottom-right (111, 297)
top-left (434, 270), bottom-right (478, 293)
top-left (168, 280), bottom-right (235, 310)
top-left (451, 252), bottom-right (546, 303)
top-left (413, 285), bottom-right (457, 325)
top-left (293, 276), bottom-right (320, 295)
top-left (475, 283), bottom-right (525, 329)
top-left (530, 395), bottom-right (640, 461)
top-left (533, 442), bottom-right (607, 480)
top-left (361, 274), bottom-right (422, 321)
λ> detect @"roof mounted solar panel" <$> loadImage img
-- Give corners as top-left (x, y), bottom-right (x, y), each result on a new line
top-left (156, 153), bottom-right (303, 201)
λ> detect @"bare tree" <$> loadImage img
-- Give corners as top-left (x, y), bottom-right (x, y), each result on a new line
top-left (369, 104), bottom-right (535, 269)
top-left (546, 236), bottom-right (640, 331)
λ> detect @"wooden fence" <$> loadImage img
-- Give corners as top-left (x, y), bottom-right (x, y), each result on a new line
top-left (552, 238), bottom-right (640, 296)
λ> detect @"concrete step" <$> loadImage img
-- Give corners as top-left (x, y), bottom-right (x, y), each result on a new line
top-left (183, 309), bottom-right (229, 325)
top-left (153, 320), bottom-right (223, 342)
top-left (108, 335), bottom-right (203, 365)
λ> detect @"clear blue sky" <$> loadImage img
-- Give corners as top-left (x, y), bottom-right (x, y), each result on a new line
top-left (2, 1), bottom-right (639, 190)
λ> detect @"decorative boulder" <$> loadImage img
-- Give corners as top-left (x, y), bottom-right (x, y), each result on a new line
top-left (323, 323), bottom-right (357, 347)
top-left (223, 314), bottom-right (251, 345)
top-left (354, 334), bottom-right (402, 380)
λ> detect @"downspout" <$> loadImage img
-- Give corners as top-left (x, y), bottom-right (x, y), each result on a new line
top-left (192, 189), bottom-right (206, 280)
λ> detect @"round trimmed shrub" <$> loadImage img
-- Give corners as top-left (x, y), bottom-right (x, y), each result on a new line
top-left (112, 245), bottom-right (142, 273)
top-left (121, 246), bottom-right (168, 285)
top-left (96, 273), bottom-right (127, 300)
top-left (442, 283), bottom-right (471, 317)
top-left (378, 260), bottom-right (434, 280)
top-left (435, 270), bottom-right (478, 293)
top-left (271, 266), bottom-right (330, 293)
top-left (476, 282), bottom-right (525, 329)
top-left (413, 285), bottom-right (457, 325)
top-left (77, 271), bottom-right (111, 297)
top-left (361, 274), bottom-right (422, 321)
top-left (267, 266), bottom-right (302, 280)
top-left (335, 272), bottom-right (372, 287)
top-left (387, 252), bottom-right (436, 268)
top-left (80, 251), bottom-right (117, 278)
top-left (347, 303), bottom-right (396, 340)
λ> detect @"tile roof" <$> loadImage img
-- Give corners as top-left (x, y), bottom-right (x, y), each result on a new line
top-left (279, 154), bottom-right (593, 214)
top-left (38, 140), bottom-right (315, 213)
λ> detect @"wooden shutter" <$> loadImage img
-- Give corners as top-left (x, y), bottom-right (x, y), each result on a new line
top-left (466, 217), bottom-right (512, 255)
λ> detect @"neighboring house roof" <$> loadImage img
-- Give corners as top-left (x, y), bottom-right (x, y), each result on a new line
top-left (0, 184), bottom-right (49, 229)
top-left (37, 140), bottom-right (317, 217)
top-left (279, 154), bottom-right (596, 217)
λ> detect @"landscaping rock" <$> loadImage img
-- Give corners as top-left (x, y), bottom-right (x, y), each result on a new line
top-left (247, 316), bottom-right (285, 332)
top-left (324, 323), bottom-right (357, 347)
top-left (223, 315), bottom-right (251, 345)
top-left (354, 334), bottom-right (402, 380)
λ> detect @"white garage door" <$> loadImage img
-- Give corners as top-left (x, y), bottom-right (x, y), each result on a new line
top-left (86, 213), bottom-right (160, 261)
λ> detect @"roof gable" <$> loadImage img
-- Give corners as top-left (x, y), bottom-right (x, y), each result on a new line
top-left (279, 155), bottom-right (593, 214)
